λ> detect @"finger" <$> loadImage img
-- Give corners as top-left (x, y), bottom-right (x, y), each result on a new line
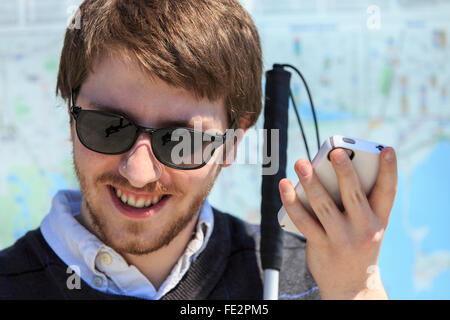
top-left (295, 159), bottom-right (345, 237)
top-left (279, 178), bottom-right (326, 243)
top-left (329, 148), bottom-right (372, 223)
top-left (368, 147), bottom-right (398, 226)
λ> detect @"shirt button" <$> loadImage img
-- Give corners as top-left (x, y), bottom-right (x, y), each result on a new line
top-left (100, 252), bottom-right (112, 266)
top-left (93, 277), bottom-right (103, 287)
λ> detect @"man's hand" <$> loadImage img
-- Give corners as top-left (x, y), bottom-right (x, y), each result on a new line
top-left (279, 147), bottom-right (398, 299)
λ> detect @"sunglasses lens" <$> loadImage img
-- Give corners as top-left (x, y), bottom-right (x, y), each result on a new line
top-left (152, 128), bottom-right (217, 169)
top-left (76, 110), bottom-right (137, 154)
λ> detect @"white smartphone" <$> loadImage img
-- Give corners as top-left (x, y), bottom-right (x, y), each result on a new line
top-left (278, 135), bottom-right (388, 229)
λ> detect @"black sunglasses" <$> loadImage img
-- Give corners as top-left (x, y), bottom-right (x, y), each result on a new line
top-left (70, 93), bottom-right (236, 170)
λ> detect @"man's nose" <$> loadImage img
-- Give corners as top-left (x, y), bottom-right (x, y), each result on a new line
top-left (118, 134), bottom-right (162, 188)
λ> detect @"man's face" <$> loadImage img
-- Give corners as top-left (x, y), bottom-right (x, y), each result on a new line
top-left (70, 52), bottom-right (228, 255)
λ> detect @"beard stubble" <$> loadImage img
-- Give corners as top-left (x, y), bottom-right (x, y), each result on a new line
top-left (73, 155), bottom-right (221, 256)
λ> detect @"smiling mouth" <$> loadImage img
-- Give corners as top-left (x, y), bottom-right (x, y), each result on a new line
top-left (110, 185), bottom-right (168, 209)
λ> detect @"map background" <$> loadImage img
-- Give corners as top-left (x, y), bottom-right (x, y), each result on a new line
top-left (1, 0), bottom-right (449, 299)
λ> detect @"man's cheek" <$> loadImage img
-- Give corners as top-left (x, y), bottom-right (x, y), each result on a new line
top-left (74, 139), bottom-right (115, 170)
top-left (179, 169), bottom-right (212, 188)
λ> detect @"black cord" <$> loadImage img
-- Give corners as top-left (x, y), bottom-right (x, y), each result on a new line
top-left (280, 64), bottom-right (321, 156)
top-left (289, 88), bottom-right (312, 162)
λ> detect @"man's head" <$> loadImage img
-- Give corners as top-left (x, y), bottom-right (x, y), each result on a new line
top-left (56, 0), bottom-right (262, 256)
top-left (58, 0), bottom-right (263, 127)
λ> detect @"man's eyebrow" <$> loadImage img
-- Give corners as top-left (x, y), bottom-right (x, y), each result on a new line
top-left (157, 119), bottom-right (207, 130)
top-left (89, 102), bottom-right (132, 119)
top-left (89, 102), bottom-right (206, 129)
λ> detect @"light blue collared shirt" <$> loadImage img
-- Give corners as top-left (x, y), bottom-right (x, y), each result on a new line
top-left (40, 189), bottom-right (214, 300)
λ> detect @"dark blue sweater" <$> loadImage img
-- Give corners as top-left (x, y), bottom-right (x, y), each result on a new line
top-left (0, 208), bottom-right (320, 300)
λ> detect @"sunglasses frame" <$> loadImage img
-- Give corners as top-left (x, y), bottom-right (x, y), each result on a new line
top-left (69, 92), bottom-right (237, 170)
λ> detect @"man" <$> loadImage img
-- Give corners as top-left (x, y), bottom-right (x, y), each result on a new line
top-left (0, 0), bottom-right (397, 300)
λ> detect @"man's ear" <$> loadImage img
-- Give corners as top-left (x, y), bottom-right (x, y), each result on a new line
top-left (67, 100), bottom-right (71, 119)
top-left (221, 114), bottom-right (252, 168)
top-left (67, 99), bottom-right (75, 142)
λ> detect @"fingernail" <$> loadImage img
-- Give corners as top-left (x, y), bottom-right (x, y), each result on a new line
top-left (384, 148), bottom-right (394, 162)
top-left (279, 182), bottom-right (290, 195)
top-left (299, 162), bottom-right (310, 177)
top-left (332, 148), bottom-right (348, 165)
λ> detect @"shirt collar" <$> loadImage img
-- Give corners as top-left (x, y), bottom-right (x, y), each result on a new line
top-left (40, 189), bottom-right (214, 299)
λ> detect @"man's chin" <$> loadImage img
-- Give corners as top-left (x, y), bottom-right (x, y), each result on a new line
top-left (106, 235), bottom-right (167, 256)
top-left (85, 194), bottom-right (201, 256)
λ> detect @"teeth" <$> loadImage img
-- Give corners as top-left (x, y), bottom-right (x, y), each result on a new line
top-left (127, 195), bottom-right (136, 207)
top-left (114, 187), bottom-right (163, 209)
top-left (135, 197), bottom-right (146, 208)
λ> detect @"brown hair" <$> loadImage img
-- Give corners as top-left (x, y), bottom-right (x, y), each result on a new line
top-left (56, 0), bottom-right (263, 127)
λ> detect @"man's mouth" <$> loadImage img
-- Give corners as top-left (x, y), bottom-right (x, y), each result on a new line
top-left (108, 185), bottom-right (170, 219)
top-left (113, 186), bottom-right (166, 209)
